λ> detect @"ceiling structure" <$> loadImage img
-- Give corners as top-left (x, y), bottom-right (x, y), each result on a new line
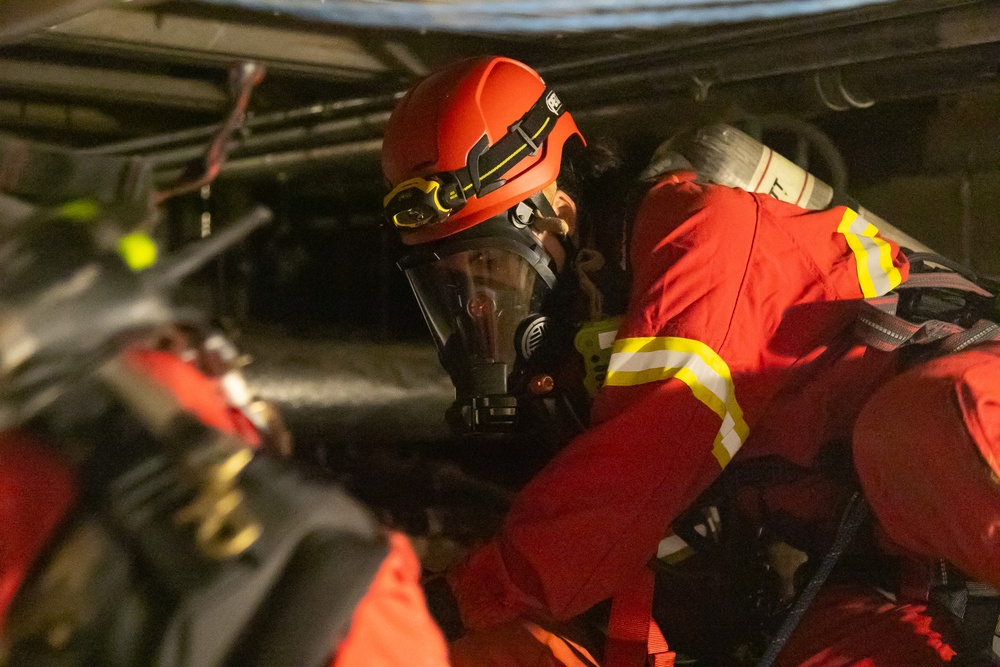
top-left (0, 1), bottom-right (996, 166)
top-left (1, 0), bottom-right (998, 481)
top-left (1, 0), bottom-right (998, 277)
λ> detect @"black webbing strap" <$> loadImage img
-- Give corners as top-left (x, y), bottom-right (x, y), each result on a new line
top-left (957, 591), bottom-right (1000, 665)
top-left (450, 88), bottom-right (565, 198)
top-left (939, 318), bottom-right (1000, 354)
top-left (897, 271), bottom-right (994, 298)
top-left (855, 307), bottom-right (1000, 355)
top-left (854, 302), bottom-right (965, 352)
top-left (756, 492), bottom-right (869, 667)
top-left (855, 269), bottom-right (999, 353)
top-left (0, 132), bottom-right (152, 205)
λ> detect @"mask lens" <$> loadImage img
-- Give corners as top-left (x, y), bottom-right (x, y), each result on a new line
top-left (405, 246), bottom-right (550, 373)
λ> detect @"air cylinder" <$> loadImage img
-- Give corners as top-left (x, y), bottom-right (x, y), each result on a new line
top-left (653, 123), bottom-right (931, 253)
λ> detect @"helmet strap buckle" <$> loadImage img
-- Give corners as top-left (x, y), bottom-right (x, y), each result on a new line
top-left (510, 201), bottom-right (534, 229)
top-left (508, 119), bottom-right (541, 156)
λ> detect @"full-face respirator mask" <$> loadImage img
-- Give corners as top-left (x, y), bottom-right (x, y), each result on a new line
top-left (398, 196), bottom-right (579, 434)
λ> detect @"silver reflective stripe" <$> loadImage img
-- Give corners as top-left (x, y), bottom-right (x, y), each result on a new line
top-left (657, 533), bottom-right (690, 559)
top-left (605, 336), bottom-right (748, 467)
top-left (836, 208), bottom-right (903, 298)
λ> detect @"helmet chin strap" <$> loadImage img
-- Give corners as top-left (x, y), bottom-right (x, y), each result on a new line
top-left (527, 192), bottom-right (571, 235)
top-left (531, 215), bottom-right (570, 237)
top-left (507, 191), bottom-right (574, 256)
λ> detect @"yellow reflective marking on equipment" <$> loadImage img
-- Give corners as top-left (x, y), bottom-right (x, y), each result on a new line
top-left (524, 622), bottom-right (601, 667)
top-left (836, 208), bottom-right (903, 298)
top-left (657, 532), bottom-right (694, 564)
top-left (60, 199), bottom-right (100, 221)
top-left (118, 232), bottom-right (158, 271)
top-left (605, 336), bottom-right (748, 467)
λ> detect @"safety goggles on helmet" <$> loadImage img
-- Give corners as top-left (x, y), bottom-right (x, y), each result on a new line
top-left (383, 88), bottom-right (567, 230)
top-left (398, 216), bottom-right (562, 431)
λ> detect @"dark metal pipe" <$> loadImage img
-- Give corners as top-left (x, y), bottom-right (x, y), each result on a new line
top-left (239, 335), bottom-right (453, 445)
top-left (149, 46), bottom-right (998, 182)
top-left (91, 93), bottom-right (401, 156)
top-left (1, 0), bottom-right (111, 45)
top-left (149, 111), bottom-right (391, 168)
top-left (0, 100), bottom-right (120, 133)
top-left (538, 0), bottom-right (974, 78)
top-left (165, 138), bottom-right (386, 180)
top-left (555, 1), bottom-right (1000, 99)
top-left (153, 102), bottom-right (685, 181)
top-left (89, 0), bottom-right (994, 170)
top-left (830, 42), bottom-right (1000, 108)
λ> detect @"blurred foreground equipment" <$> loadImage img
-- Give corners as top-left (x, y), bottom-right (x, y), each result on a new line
top-left (0, 78), bottom-right (416, 665)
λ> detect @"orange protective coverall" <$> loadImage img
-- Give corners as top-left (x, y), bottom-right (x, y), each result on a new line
top-left (446, 172), bottom-right (922, 664)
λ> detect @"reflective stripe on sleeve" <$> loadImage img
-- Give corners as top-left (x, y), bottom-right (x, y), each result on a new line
top-left (605, 336), bottom-right (749, 467)
top-left (656, 532), bottom-right (693, 564)
top-left (657, 533), bottom-right (690, 559)
top-left (836, 208), bottom-right (903, 298)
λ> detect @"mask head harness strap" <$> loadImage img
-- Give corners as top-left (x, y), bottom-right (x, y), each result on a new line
top-left (384, 89), bottom-right (566, 228)
top-left (509, 191), bottom-right (557, 229)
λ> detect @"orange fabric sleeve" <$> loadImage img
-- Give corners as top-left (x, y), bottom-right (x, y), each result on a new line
top-left (333, 532), bottom-right (450, 667)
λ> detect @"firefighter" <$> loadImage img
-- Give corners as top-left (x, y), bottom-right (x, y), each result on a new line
top-left (381, 55), bottom-right (999, 666)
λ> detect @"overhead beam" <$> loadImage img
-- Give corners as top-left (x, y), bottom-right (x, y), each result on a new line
top-left (0, 0), bottom-right (110, 45)
top-left (0, 59), bottom-right (227, 111)
top-left (556, 2), bottom-right (1000, 98)
top-left (0, 100), bottom-right (120, 133)
top-left (41, 7), bottom-right (390, 79)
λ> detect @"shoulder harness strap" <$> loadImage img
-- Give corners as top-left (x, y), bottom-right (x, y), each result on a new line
top-left (854, 253), bottom-right (1000, 360)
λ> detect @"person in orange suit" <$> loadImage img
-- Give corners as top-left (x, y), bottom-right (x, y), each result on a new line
top-left (381, 54), bottom-right (1000, 666)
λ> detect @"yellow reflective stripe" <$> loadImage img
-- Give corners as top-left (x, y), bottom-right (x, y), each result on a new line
top-left (657, 532), bottom-right (690, 557)
top-left (477, 117), bottom-right (552, 184)
top-left (605, 336), bottom-right (748, 467)
top-left (836, 208), bottom-right (903, 298)
top-left (480, 144), bottom-right (528, 182)
top-left (531, 117), bottom-right (550, 139)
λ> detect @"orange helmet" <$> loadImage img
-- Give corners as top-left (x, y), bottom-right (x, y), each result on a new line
top-left (381, 56), bottom-right (583, 245)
